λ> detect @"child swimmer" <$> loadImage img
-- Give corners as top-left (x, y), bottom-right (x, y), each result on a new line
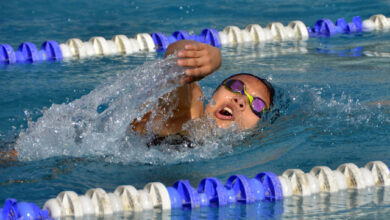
top-left (131, 40), bottom-right (275, 138)
top-left (1, 40), bottom-right (275, 160)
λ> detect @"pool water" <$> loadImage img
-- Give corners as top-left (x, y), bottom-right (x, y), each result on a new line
top-left (1, 0), bottom-right (390, 219)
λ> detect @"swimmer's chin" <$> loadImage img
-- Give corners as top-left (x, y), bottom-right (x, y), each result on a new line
top-left (204, 113), bottom-right (241, 130)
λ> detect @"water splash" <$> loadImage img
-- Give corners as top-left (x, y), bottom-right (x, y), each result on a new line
top-left (14, 55), bottom-right (245, 164)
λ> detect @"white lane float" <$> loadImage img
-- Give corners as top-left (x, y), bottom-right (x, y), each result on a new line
top-left (365, 161), bottom-right (390, 186)
top-left (136, 33), bottom-right (155, 51)
top-left (57, 191), bottom-right (84, 217)
top-left (43, 198), bottom-right (64, 218)
top-left (113, 35), bottom-right (140, 54)
top-left (144, 182), bottom-right (171, 210)
top-left (310, 166), bottom-right (339, 193)
top-left (78, 195), bottom-right (95, 216)
top-left (282, 169), bottom-right (312, 196)
top-left (359, 167), bottom-right (375, 187)
top-left (337, 163), bottom-right (366, 189)
top-left (82, 41), bottom-right (96, 57)
top-left (267, 22), bottom-right (289, 41)
top-left (305, 173), bottom-right (320, 194)
top-left (332, 170), bottom-right (348, 190)
top-left (114, 185), bottom-right (143, 212)
top-left (223, 26), bottom-right (244, 44)
top-left (85, 188), bottom-right (113, 216)
top-left (58, 43), bottom-right (72, 58)
top-left (89, 37), bottom-right (112, 56)
top-left (217, 31), bottom-right (228, 45)
top-left (108, 193), bottom-right (124, 213)
top-left (66, 38), bottom-right (87, 58)
top-left (278, 175), bottom-right (293, 197)
top-left (363, 14), bottom-right (390, 31)
top-left (245, 24), bottom-right (267, 43)
top-left (288, 20), bottom-right (309, 40)
top-left (370, 14), bottom-right (390, 29)
top-left (137, 190), bottom-right (154, 211)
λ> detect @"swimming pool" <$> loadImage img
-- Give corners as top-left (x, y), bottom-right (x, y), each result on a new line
top-left (1, 0), bottom-right (390, 218)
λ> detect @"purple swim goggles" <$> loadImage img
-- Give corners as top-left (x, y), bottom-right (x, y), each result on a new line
top-left (223, 79), bottom-right (268, 117)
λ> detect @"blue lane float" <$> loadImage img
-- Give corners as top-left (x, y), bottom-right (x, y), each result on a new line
top-left (225, 174), bottom-right (256, 204)
top-left (41, 41), bottom-right (63, 61)
top-left (200, 28), bottom-right (221, 47)
top-left (15, 42), bottom-right (43, 63)
top-left (256, 172), bottom-right (283, 201)
top-left (152, 28), bottom-right (220, 51)
top-left (0, 199), bottom-right (49, 220)
top-left (151, 33), bottom-right (177, 51)
top-left (172, 180), bottom-right (201, 208)
top-left (0, 44), bottom-right (16, 64)
top-left (0, 41), bottom-right (62, 65)
top-left (308, 16), bottom-right (362, 36)
top-left (197, 177), bottom-right (228, 206)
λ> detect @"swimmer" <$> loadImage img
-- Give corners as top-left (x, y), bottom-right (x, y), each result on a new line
top-left (1, 40), bottom-right (274, 160)
top-left (131, 40), bottom-right (275, 138)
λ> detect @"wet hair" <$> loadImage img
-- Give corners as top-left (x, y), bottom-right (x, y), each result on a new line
top-left (215, 73), bottom-right (275, 106)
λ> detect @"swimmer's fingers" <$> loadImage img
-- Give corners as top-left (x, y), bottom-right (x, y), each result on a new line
top-left (176, 42), bottom-right (221, 83)
top-left (177, 56), bottom-right (209, 68)
top-left (177, 45), bottom-right (207, 59)
top-left (177, 50), bottom-right (204, 60)
top-left (178, 56), bottom-right (216, 78)
top-left (184, 42), bottom-right (206, 51)
top-left (187, 44), bottom-right (221, 77)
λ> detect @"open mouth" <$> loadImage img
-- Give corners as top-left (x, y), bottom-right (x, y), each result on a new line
top-left (215, 106), bottom-right (234, 120)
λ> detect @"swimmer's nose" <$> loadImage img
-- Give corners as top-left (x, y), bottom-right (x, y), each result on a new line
top-left (233, 96), bottom-right (247, 111)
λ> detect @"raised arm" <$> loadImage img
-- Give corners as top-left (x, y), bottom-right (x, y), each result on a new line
top-left (131, 40), bottom-right (222, 136)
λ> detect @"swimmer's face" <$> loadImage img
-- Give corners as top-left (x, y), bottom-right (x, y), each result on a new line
top-left (205, 75), bottom-right (271, 130)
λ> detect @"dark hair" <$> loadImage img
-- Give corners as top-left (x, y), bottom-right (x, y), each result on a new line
top-left (216, 73), bottom-right (275, 106)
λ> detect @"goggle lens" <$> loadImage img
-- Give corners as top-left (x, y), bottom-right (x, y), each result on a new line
top-left (228, 80), bottom-right (244, 93)
top-left (252, 98), bottom-right (266, 113)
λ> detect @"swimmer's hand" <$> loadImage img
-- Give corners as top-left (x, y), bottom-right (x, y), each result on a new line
top-left (176, 42), bottom-right (222, 84)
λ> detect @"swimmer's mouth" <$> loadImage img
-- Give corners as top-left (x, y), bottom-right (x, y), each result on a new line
top-left (215, 106), bottom-right (234, 120)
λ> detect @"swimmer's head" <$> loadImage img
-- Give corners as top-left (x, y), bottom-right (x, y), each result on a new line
top-left (205, 73), bottom-right (274, 130)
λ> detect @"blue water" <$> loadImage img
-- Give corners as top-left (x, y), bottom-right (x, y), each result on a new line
top-left (1, 0), bottom-right (390, 219)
